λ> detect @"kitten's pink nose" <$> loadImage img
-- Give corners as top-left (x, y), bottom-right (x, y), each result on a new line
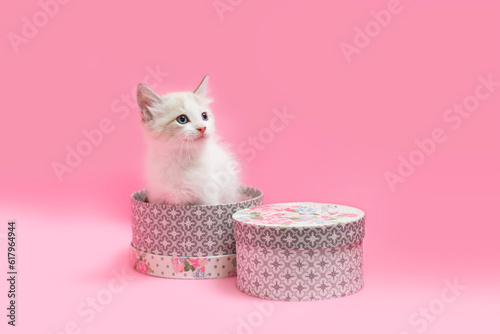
top-left (197, 127), bottom-right (206, 135)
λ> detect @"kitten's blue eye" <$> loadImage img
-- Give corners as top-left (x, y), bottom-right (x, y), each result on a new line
top-left (176, 115), bottom-right (189, 124)
top-left (201, 112), bottom-right (208, 121)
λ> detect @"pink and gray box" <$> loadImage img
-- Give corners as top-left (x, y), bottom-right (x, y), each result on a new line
top-left (130, 187), bottom-right (365, 301)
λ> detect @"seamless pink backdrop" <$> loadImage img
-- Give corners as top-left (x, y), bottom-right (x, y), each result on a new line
top-left (1, 0), bottom-right (499, 333)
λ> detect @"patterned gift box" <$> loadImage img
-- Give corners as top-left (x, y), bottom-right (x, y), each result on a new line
top-left (130, 186), bottom-right (263, 279)
top-left (233, 202), bottom-right (365, 301)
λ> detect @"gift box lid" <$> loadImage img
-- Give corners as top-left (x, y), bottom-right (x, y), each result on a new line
top-left (233, 202), bottom-right (365, 250)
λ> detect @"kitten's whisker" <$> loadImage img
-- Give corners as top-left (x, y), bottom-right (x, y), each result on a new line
top-left (182, 138), bottom-right (188, 163)
top-left (185, 137), bottom-right (192, 165)
top-left (179, 138), bottom-right (186, 163)
top-left (186, 138), bottom-right (192, 165)
top-left (189, 138), bottom-right (195, 164)
top-left (182, 138), bottom-right (187, 163)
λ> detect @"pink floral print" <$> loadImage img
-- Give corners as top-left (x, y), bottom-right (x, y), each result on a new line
top-left (234, 203), bottom-right (360, 226)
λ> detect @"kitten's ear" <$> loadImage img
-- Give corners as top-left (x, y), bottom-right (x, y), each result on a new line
top-left (137, 84), bottom-right (161, 122)
top-left (194, 75), bottom-right (209, 98)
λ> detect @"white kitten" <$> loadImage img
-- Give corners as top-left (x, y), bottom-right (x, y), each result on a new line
top-left (136, 76), bottom-right (241, 205)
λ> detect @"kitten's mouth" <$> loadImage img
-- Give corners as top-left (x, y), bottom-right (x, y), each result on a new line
top-left (189, 136), bottom-right (204, 143)
top-left (194, 134), bottom-right (207, 141)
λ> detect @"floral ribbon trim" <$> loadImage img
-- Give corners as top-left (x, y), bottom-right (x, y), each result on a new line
top-left (130, 243), bottom-right (237, 279)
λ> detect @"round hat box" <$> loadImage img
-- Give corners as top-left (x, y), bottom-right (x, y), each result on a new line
top-left (233, 202), bottom-right (365, 301)
top-left (130, 186), bottom-right (263, 279)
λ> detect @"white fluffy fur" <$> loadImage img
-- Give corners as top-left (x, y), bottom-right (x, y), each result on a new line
top-left (136, 76), bottom-right (241, 205)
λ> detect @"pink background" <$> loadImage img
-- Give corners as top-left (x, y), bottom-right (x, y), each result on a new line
top-left (1, 0), bottom-right (499, 333)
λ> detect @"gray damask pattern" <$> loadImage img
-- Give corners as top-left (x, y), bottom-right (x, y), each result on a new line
top-left (236, 240), bottom-right (364, 301)
top-left (131, 186), bottom-right (263, 257)
top-left (233, 217), bottom-right (364, 250)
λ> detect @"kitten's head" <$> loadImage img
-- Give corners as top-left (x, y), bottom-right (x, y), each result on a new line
top-left (136, 76), bottom-right (214, 145)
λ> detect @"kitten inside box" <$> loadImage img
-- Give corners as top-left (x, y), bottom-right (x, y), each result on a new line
top-left (136, 76), bottom-right (242, 206)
